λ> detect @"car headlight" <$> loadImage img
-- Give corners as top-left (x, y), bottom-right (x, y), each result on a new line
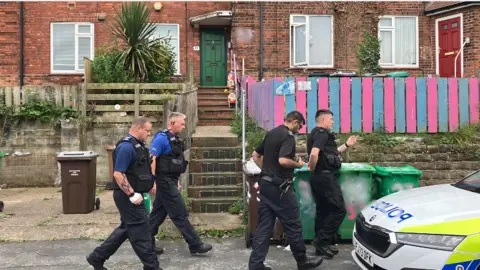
top-left (395, 233), bottom-right (465, 251)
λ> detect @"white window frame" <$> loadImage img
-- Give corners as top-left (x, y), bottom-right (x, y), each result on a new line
top-left (50, 22), bottom-right (95, 74)
top-left (378, 16), bottom-right (419, 68)
top-left (151, 23), bottom-right (181, 75)
top-left (289, 14), bottom-right (334, 69)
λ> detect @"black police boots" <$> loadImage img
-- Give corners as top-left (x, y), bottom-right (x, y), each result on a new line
top-left (312, 238), bottom-right (335, 259)
top-left (154, 246), bottom-right (164, 255)
top-left (329, 245), bottom-right (339, 255)
top-left (296, 255), bottom-right (323, 270)
top-left (86, 255), bottom-right (107, 270)
top-left (189, 243), bottom-right (213, 255)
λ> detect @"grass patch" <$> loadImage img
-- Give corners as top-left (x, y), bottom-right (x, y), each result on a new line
top-left (0, 238), bottom-right (26, 243)
top-left (37, 215), bottom-right (58, 226)
top-left (95, 187), bottom-right (105, 195)
top-left (181, 189), bottom-right (191, 212)
top-left (227, 199), bottom-right (243, 215)
top-left (198, 227), bottom-right (245, 238)
top-left (0, 212), bottom-right (15, 220)
top-left (227, 199), bottom-right (248, 225)
top-left (229, 112), bottom-right (267, 156)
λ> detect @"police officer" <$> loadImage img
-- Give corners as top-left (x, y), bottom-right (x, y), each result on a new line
top-left (249, 111), bottom-right (323, 270)
top-left (87, 117), bottom-right (161, 270)
top-left (148, 112), bottom-right (212, 255)
top-left (306, 109), bottom-right (357, 259)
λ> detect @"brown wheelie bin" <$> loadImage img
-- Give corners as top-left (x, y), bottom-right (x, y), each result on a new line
top-left (56, 151), bottom-right (100, 214)
top-left (244, 165), bottom-right (285, 248)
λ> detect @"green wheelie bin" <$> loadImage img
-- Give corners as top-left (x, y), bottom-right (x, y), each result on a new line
top-left (0, 152), bottom-right (4, 213)
top-left (337, 163), bottom-right (376, 240)
top-left (373, 165), bottom-right (422, 199)
top-left (293, 162), bottom-right (376, 241)
top-left (293, 165), bottom-right (317, 241)
top-left (0, 151), bottom-right (4, 171)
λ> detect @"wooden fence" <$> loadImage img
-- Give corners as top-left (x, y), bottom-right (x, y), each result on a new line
top-left (1, 85), bottom-right (80, 110)
top-left (1, 61), bottom-right (198, 134)
top-left (243, 76), bottom-right (480, 134)
top-left (83, 82), bottom-right (184, 124)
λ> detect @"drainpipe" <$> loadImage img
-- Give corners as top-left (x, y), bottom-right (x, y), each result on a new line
top-left (259, 2), bottom-right (264, 81)
top-left (19, 2), bottom-right (24, 88)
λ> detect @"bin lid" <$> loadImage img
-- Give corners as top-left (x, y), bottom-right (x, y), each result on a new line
top-left (294, 164), bottom-right (309, 175)
top-left (340, 163), bottom-right (376, 173)
top-left (56, 151), bottom-right (98, 161)
top-left (294, 162), bottom-right (376, 175)
top-left (0, 152), bottom-right (4, 158)
top-left (374, 165), bottom-right (422, 176)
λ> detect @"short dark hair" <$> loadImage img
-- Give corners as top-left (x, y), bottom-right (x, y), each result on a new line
top-left (131, 116), bottom-right (151, 128)
top-left (285, 111), bottom-right (305, 125)
top-left (315, 109), bottom-right (333, 119)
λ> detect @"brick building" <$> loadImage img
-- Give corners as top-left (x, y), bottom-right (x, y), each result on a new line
top-left (232, 1), bottom-right (480, 81)
top-left (0, 1), bottom-right (479, 87)
top-left (0, 1), bottom-right (233, 86)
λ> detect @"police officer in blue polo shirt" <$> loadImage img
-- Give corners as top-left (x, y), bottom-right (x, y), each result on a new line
top-left (149, 112), bottom-right (212, 255)
top-left (87, 117), bottom-right (161, 270)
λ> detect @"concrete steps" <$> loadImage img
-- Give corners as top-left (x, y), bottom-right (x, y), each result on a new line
top-left (188, 185), bottom-right (242, 198)
top-left (189, 172), bottom-right (242, 186)
top-left (191, 197), bottom-right (240, 213)
top-left (197, 86), bottom-right (235, 126)
top-left (191, 146), bottom-right (241, 160)
top-left (189, 126), bottom-right (242, 213)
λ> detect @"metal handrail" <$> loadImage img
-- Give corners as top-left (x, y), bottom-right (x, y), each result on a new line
top-left (454, 39), bottom-right (469, 78)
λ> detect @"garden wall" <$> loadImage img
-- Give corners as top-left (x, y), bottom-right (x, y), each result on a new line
top-left (296, 139), bottom-right (480, 187)
top-left (0, 121), bottom-right (193, 188)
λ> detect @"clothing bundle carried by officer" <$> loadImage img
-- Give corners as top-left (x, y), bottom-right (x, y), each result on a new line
top-left (148, 112), bottom-right (212, 255)
top-left (87, 117), bottom-right (161, 270)
top-left (307, 109), bottom-right (357, 259)
top-left (248, 111), bottom-right (323, 270)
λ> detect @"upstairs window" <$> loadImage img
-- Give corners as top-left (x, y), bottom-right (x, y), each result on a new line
top-left (290, 15), bottom-right (333, 68)
top-left (51, 23), bottom-right (94, 73)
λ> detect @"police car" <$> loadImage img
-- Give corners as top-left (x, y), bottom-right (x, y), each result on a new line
top-left (352, 169), bottom-right (480, 270)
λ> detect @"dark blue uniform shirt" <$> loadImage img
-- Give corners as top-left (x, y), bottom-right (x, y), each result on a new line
top-left (114, 134), bottom-right (145, 173)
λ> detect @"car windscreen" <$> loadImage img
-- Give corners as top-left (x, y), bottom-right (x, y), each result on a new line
top-left (452, 170), bottom-right (480, 194)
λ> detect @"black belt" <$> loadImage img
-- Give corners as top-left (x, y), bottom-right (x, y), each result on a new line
top-left (261, 175), bottom-right (293, 199)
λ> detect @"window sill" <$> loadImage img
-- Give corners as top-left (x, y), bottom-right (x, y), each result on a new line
top-left (50, 72), bottom-right (84, 75)
top-left (288, 66), bottom-right (335, 70)
top-left (380, 66), bottom-right (420, 69)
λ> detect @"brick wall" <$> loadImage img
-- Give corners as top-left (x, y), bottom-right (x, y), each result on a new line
top-left (0, 120), bottom-right (192, 188)
top-left (296, 141), bottom-right (480, 187)
top-left (0, 2), bottom-right (20, 86)
top-left (1, 123), bottom-right (478, 188)
top-left (232, 2), bottom-right (479, 80)
top-left (0, 1), bottom-right (231, 86)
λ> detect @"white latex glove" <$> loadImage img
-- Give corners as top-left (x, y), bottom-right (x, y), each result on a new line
top-left (129, 192), bottom-right (143, 205)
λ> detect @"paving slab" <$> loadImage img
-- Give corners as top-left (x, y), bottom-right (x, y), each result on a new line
top-left (193, 126), bottom-right (237, 138)
top-left (0, 188), bottom-right (243, 241)
top-left (0, 238), bottom-right (359, 270)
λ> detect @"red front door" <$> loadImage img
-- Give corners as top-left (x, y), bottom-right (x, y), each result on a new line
top-left (438, 17), bottom-right (461, 77)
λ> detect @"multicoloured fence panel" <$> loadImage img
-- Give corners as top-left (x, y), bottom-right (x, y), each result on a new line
top-left (245, 76), bottom-right (480, 134)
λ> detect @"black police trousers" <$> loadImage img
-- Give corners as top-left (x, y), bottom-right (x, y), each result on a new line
top-left (89, 189), bottom-right (160, 270)
top-left (310, 171), bottom-right (347, 246)
top-left (148, 176), bottom-right (202, 248)
top-left (249, 179), bottom-right (306, 269)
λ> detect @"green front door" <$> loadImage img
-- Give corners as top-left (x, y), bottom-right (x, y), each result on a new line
top-left (200, 29), bottom-right (227, 86)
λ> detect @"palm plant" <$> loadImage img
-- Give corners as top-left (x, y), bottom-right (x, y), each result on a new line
top-left (111, 2), bottom-right (171, 82)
